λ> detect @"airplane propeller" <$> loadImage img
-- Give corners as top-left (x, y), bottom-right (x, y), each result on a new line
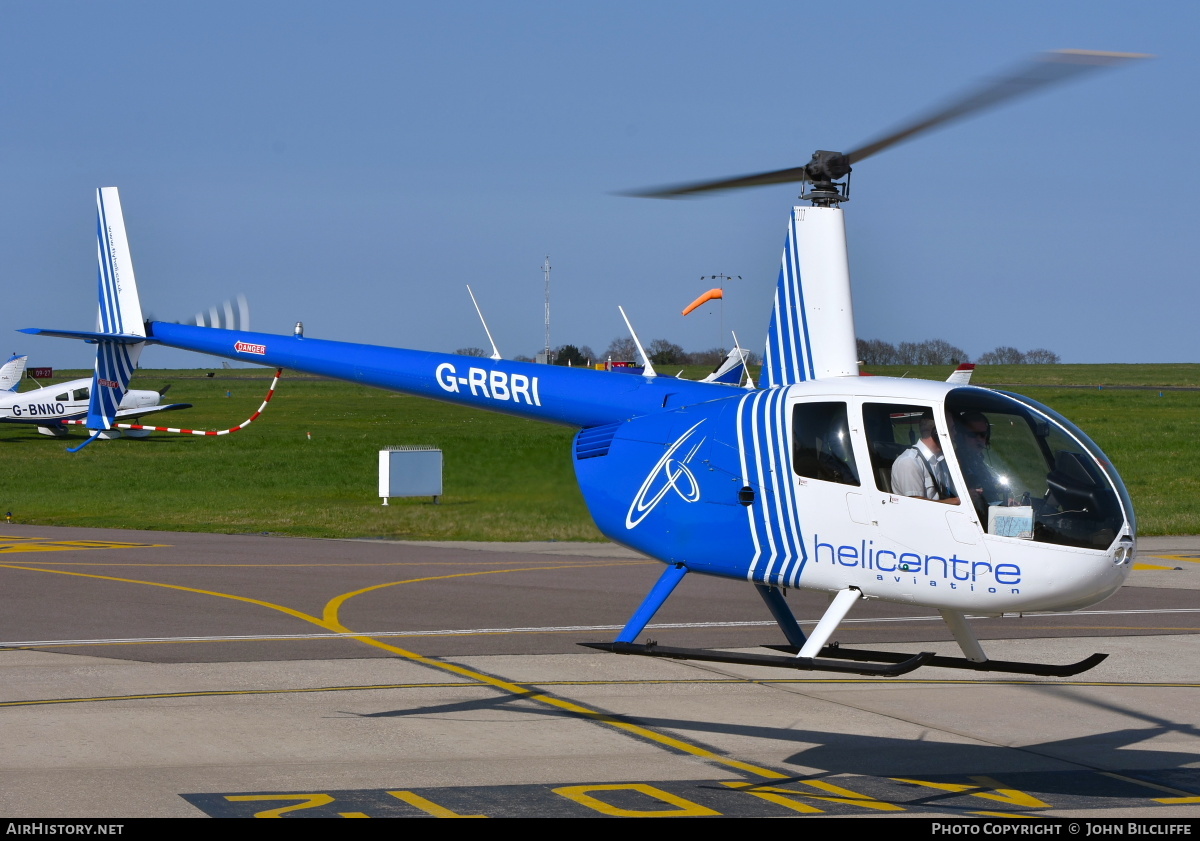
top-left (630, 50), bottom-right (1149, 204)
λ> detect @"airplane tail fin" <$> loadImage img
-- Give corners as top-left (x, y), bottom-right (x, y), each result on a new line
top-left (946, 363), bottom-right (975, 385)
top-left (0, 354), bottom-right (28, 392)
top-left (86, 187), bottom-right (146, 433)
top-left (700, 337), bottom-right (751, 387)
top-left (700, 348), bottom-right (746, 384)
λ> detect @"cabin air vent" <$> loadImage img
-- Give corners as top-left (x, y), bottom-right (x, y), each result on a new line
top-left (575, 422), bottom-right (620, 460)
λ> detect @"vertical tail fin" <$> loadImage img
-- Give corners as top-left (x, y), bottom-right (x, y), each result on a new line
top-left (946, 363), bottom-right (975, 385)
top-left (762, 206), bottom-right (858, 386)
top-left (700, 335), bottom-right (751, 386)
top-left (0, 354), bottom-right (28, 392)
top-left (87, 187), bottom-right (146, 431)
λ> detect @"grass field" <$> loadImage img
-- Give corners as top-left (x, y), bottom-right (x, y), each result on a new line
top-left (3, 364), bottom-right (1198, 539)
top-left (865, 362), bottom-right (1200, 388)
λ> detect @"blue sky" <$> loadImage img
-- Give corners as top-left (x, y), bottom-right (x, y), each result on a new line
top-left (1, 1), bottom-right (1193, 368)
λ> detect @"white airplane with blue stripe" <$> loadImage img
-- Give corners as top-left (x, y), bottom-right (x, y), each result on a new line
top-left (0, 372), bottom-right (189, 440)
top-left (0, 347), bottom-right (189, 441)
top-left (25, 51), bottom-right (1147, 676)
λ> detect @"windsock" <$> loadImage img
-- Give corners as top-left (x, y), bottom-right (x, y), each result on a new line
top-left (682, 288), bottom-right (723, 316)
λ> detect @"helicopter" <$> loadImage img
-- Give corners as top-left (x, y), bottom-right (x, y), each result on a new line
top-left (25, 49), bottom-right (1146, 677)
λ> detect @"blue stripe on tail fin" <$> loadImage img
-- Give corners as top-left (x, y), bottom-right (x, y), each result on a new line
top-left (86, 188), bottom-right (146, 430)
top-left (763, 209), bottom-right (815, 386)
top-left (762, 206), bottom-right (858, 386)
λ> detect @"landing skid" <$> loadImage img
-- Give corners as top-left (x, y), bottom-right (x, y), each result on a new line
top-left (602, 569), bottom-right (1108, 679)
top-left (765, 642), bottom-right (1108, 677)
top-left (580, 641), bottom-right (934, 677)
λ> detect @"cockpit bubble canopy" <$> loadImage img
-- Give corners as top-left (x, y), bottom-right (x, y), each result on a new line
top-left (945, 388), bottom-right (1132, 550)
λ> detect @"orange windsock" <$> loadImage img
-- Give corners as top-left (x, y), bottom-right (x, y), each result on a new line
top-left (682, 288), bottom-right (724, 316)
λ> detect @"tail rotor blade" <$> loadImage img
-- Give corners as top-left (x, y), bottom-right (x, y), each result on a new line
top-left (193, 295), bottom-right (250, 330)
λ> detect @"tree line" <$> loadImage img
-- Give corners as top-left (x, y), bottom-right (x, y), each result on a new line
top-left (857, 338), bottom-right (1060, 366)
top-left (455, 338), bottom-right (761, 367)
top-left (456, 336), bottom-right (1059, 366)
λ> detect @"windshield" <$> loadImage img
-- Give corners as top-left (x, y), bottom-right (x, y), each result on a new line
top-left (945, 388), bottom-right (1129, 550)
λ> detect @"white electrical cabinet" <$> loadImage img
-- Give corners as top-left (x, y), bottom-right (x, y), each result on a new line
top-left (379, 446), bottom-right (443, 505)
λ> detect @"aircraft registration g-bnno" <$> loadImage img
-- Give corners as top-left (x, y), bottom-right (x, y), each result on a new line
top-left (25, 49), bottom-right (1149, 678)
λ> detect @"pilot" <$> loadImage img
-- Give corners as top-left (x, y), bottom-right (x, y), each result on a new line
top-left (954, 410), bottom-right (1002, 517)
top-left (891, 415), bottom-right (960, 504)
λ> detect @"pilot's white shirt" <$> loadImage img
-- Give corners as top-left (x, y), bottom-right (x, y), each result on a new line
top-left (892, 440), bottom-right (954, 500)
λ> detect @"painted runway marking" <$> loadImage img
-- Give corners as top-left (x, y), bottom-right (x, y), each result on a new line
top-left (0, 535), bottom-right (163, 554)
top-left (1140, 554), bottom-right (1200, 570)
top-left (0, 682), bottom-right (478, 707)
top-left (5, 678), bottom-right (1197, 709)
top-left (4, 607), bottom-right (1196, 650)
top-left (0, 559), bottom-right (794, 782)
top-left (6, 551), bottom-right (1198, 804)
top-left (0, 620), bottom-right (769, 648)
top-left (181, 770), bottom-right (1200, 817)
top-left (2, 559), bottom-right (648, 568)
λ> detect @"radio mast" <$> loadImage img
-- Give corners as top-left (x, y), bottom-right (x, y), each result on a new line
top-left (542, 255), bottom-right (551, 363)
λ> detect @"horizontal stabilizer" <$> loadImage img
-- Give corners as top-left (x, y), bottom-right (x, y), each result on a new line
top-left (115, 402), bottom-right (193, 420)
top-left (19, 328), bottom-right (150, 344)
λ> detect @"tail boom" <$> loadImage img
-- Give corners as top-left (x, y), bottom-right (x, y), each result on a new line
top-left (145, 322), bottom-right (729, 428)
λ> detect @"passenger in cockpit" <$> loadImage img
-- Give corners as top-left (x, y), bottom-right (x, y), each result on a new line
top-left (891, 415), bottom-right (960, 504)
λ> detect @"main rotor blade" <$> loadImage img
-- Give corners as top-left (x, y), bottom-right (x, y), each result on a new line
top-left (846, 49), bottom-right (1151, 165)
top-left (625, 165), bottom-right (811, 199)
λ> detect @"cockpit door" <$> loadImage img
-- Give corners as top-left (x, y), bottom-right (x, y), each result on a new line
top-left (860, 400), bottom-right (990, 563)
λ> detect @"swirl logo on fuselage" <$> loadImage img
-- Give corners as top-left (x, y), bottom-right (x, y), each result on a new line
top-left (625, 420), bottom-right (706, 529)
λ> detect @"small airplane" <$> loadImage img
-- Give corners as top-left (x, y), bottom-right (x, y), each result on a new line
top-left (0, 358), bottom-right (190, 439)
top-left (26, 50), bottom-right (1145, 676)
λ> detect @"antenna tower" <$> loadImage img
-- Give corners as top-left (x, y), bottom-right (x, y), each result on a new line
top-left (542, 255), bottom-right (551, 362)
top-left (702, 273), bottom-right (740, 347)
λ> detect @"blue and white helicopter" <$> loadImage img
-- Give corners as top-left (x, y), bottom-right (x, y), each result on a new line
top-left (26, 50), bottom-right (1145, 677)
